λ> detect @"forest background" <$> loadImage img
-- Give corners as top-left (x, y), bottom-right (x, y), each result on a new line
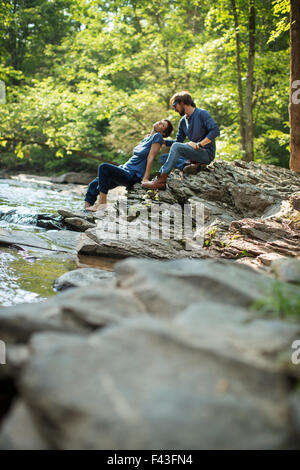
top-left (0, 0), bottom-right (291, 175)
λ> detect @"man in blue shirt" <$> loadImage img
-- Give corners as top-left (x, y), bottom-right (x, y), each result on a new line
top-left (142, 91), bottom-right (220, 190)
top-left (84, 119), bottom-right (173, 211)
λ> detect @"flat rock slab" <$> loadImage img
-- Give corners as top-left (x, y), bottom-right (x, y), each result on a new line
top-left (18, 321), bottom-right (300, 449)
top-left (114, 257), bottom-right (282, 315)
top-left (78, 231), bottom-right (206, 260)
top-left (39, 230), bottom-right (81, 253)
top-left (0, 228), bottom-right (51, 250)
top-left (0, 228), bottom-right (81, 253)
top-left (0, 283), bottom-right (147, 342)
top-left (173, 301), bottom-right (300, 376)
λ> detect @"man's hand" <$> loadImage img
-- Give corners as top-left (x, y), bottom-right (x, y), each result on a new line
top-left (141, 179), bottom-right (150, 184)
top-left (187, 141), bottom-right (199, 150)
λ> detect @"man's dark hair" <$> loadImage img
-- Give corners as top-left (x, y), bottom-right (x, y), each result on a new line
top-left (163, 119), bottom-right (173, 137)
top-left (170, 91), bottom-right (196, 107)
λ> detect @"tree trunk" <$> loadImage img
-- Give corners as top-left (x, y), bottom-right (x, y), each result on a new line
top-left (244, 0), bottom-right (256, 162)
top-left (289, 0), bottom-right (300, 172)
top-left (231, 0), bottom-right (246, 152)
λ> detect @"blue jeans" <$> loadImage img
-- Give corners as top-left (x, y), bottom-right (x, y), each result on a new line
top-left (159, 153), bottom-right (188, 170)
top-left (85, 163), bottom-right (140, 205)
top-left (160, 143), bottom-right (212, 174)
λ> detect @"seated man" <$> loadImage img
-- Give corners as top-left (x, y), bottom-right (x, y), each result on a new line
top-left (142, 91), bottom-right (220, 190)
top-left (84, 118), bottom-right (173, 211)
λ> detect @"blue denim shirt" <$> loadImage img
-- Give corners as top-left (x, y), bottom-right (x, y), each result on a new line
top-left (165, 108), bottom-right (220, 160)
top-left (120, 132), bottom-right (164, 179)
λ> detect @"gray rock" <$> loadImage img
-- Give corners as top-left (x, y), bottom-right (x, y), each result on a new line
top-left (18, 320), bottom-right (299, 449)
top-left (271, 258), bottom-right (300, 284)
top-left (0, 228), bottom-right (51, 250)
top-left (0, 296), bottom-right (85, 343)
top-left (289, 389), bottom-right (300, 441)
top-left (53, 268), bottom-right (115, 291)
top-left (58, 209), bottom-right (95, 222)
top-left (64, 217), bottom-right (96, 232)
top-left (39, 230), bottom-right (81, 253)
top-left (0, 283), bottom-right (147, 342)
top-left (173, 301), bottom-right (300, 375)
top-left (114, 258), bottom-right (279, 316)
top-left (0, 228), bottom-right (81, 254)
top-left (227, 183), bottom-right (278, 215)
top-left (78, 230), bottom-right (205, 260)
top-left (0, 401), bottom-right (50, 450)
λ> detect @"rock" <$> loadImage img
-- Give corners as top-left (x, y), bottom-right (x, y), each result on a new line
top-left (0, 283), bottom-right (147, 342)
top-left (0, 401), bottom-right (50, 450)
top-left (114, 258), bottom-right (279, 315)
top-left (55, 285), bottom-right (147, 328)
top-left (51, 172), bottom-right (94, 185)
top-left (0, 296), bottom-right (85, 343)
top-left (227, 183), bottom-right (279, 215)
top-left (58, 209), bottom-right (94, 222)
top-left (290, 194), bottom-right (300, 212)
top-left (53, 268), bottom-right (115, 291)
top-left (289, 389), bottom-right (300, 441)
top-left (0, 228), bottom-right (81, 254)
top-left (257, 253), bottom-right (287, 267)
top-left (66, 159), bottom-right (300, 264)
top-left (64, 217), bottom-right (96, 232)
top-left (173, 301), bottom-right (300, 375)
top-left (221, 218), bottom-right (300, 260)
top-left (271, 258), bottom-right (300, 284)
top-left (0, 228), bottom-right (51, 250)
top-left (38, 230), bottom-right (81, 253)
top-left (36, 213), bottom-right (65, 230)
top-left (18, 319), bottom-right (299, 449)
top-left (78, 230), bottom-right (205, 260)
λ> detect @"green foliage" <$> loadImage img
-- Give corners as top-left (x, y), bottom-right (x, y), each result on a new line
top-left (252, 281), bottom-right (300, 318)
top-left (268, 0), bottom-right (290, 43)
top-left (0, 0), bottom-right (291, 174)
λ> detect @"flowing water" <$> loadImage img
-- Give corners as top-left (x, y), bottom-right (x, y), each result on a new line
top-left (0, 176), bottom-right (117, 307)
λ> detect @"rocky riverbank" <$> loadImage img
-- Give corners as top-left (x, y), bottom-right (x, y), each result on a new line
top-left (0, 256), bottom-right (300, 449)
top-left (0, 161), bottom-right (299, 449)
top-left (57, 160), bottom-right (300, 272)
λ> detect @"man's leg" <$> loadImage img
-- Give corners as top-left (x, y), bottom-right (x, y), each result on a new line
top-left (159, 153), bottom-right (188, 170)
top-left (160, 143), bottom-right (211, 174)
top-left (142, 143), bottom-right (211, 190)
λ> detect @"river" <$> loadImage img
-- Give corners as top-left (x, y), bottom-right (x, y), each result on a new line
top-left (0, 175), bottom-right (117, 307)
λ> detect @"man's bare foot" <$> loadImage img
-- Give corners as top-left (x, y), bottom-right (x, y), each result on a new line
top-left (84, 201), bottom-right (91, 209)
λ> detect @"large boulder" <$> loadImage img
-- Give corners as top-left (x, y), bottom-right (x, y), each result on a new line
top-left (114, 257), bottom-right (283, 315)
top-left (17, 315), bottom-right (300, 449)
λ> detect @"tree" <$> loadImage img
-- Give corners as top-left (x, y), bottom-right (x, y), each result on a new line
top-left (244, 0), bottom-right (256, 161)
top-left (289, 0), bottom-right (300, 172)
